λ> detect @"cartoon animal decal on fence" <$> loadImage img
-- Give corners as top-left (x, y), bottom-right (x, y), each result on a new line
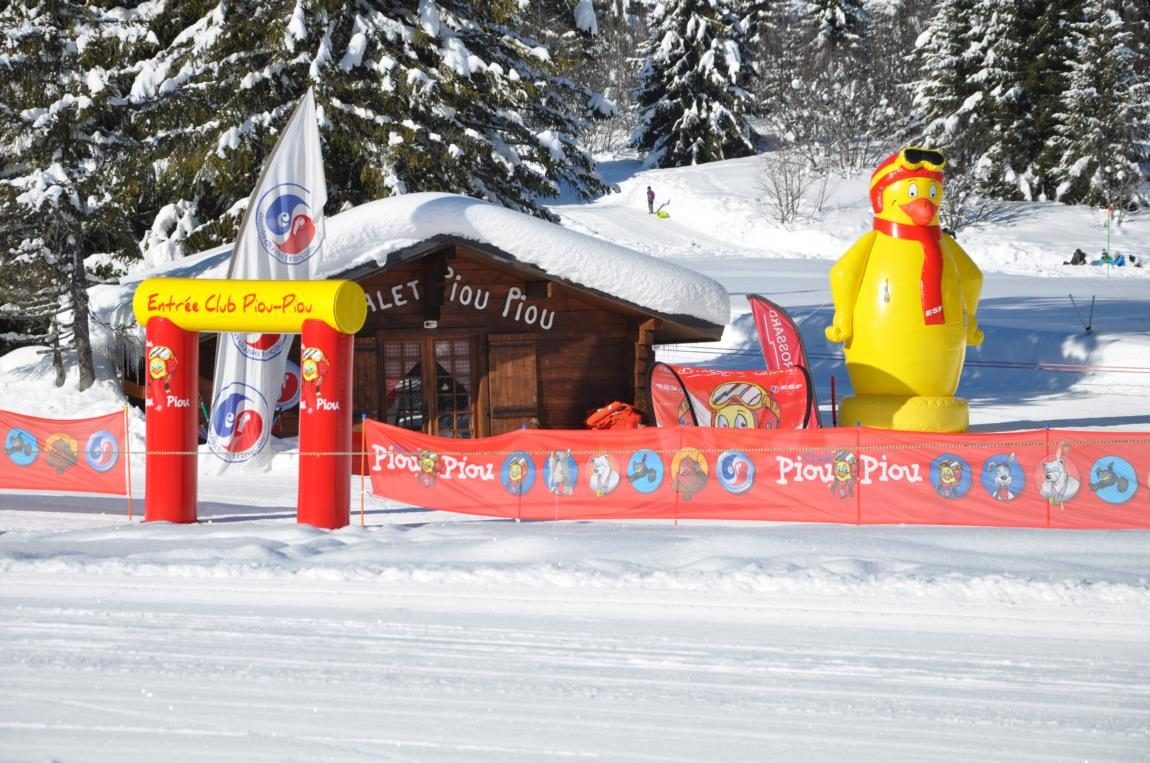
top-left (588, 453), bottom-right (621, 497)
top-left (984, 452), bottom-right (1018, 501)
top-left (1039, 443), bottom-right (1080, 506)
top-left (546, 449), bottom-right (577, 496)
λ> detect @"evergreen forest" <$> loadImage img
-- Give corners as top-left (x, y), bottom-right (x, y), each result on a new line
top-left (1, 0), bottom-right (1147, 386)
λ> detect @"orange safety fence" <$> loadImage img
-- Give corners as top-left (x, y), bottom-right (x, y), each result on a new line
top-left (363, 420), bottom-right (1150, 530)
top-left (0, 408), bottom-right (129, 496)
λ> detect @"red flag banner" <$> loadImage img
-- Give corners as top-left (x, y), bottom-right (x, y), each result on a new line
top-left (364, 420), bottom-right (1150, 529)
top-left (748, 294), bottom-right (822, 427)
top-left (0, 409), bottom-right (128, 495)
top-left (649, 362), bottom-right (812, 429)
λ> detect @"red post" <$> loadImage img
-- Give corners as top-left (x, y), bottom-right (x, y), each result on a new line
top-left (298, 319), bottom-right (353, 529)
top-left (144, 317), bottom-right (199, 523)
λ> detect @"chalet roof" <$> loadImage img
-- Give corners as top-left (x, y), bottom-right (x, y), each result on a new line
top-left (335, 232), bottom-right (723, 342)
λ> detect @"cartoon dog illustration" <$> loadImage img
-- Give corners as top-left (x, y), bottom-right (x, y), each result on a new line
top-left (1040, 444), bottom-right (1080, 506)
top-left (588, 453), bottom-right (620, 497)
top-left (546, 450), bottom-right (576, 496)
top-left (984, 452), bottom-right (1017, 501)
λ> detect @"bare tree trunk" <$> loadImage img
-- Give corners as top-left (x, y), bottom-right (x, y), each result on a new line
top-left (49, 319), bottom-right (66, 388)
top-left (70, 245), bottom-right (95, 391)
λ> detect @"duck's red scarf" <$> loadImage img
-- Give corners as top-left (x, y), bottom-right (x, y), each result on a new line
top-left (872, 219), bottom-right (945, 325)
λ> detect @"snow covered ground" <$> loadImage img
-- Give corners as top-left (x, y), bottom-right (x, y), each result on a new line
top-left (2, 158), bottom-right (1149, 761)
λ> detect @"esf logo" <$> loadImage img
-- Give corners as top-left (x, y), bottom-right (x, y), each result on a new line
top-left (207, 382), bottom-right (271, 463)
top-left (716, 450), bottom-right (755, 495)
top-left (85, 430), bottom-right (121, 473)
top-left (232, 332), bottom-right (288, 362)
top-left (257, 183), bottom-right (323, 265)
top-left (277, 360), bottom-right (301, 412)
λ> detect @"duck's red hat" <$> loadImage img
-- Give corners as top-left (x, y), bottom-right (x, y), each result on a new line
top-left (870, 147), bottom-right (946, 212)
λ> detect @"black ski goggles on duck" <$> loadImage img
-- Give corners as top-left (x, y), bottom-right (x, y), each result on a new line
top-left (900, 148), bottom-right (946, 170)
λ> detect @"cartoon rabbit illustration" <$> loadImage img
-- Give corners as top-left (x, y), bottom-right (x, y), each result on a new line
top-left (985, 452), bottom-right (1017, 501)
top-left (546, 450), bottom-right (576, 496)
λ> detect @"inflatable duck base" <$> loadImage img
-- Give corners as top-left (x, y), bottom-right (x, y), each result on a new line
top-left (839, 394), bottom-right (969, 433)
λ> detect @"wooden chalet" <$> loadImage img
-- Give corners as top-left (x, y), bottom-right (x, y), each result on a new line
top-left (120, 194), bottom-right (727, 438)
top-left (283, 233), bottom-right (722, 437)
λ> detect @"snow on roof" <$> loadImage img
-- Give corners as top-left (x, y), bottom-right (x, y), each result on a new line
top-left (109, 192), bottom-right (730, 329)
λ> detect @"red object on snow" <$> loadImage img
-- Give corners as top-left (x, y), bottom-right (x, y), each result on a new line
top-left (585, 401), bottom-right (642, 430)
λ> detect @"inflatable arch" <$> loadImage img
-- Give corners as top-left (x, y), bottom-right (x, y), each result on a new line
top-left (132, 278), bottom-right (367, 528)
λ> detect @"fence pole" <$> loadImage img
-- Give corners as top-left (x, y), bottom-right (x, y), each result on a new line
top-left (360, 414), bottom-right (367, 528)
top-left (1044, 427), bottom-right (1052, 528)
top-left (831, 375), bottom-right (838, 427)
top-left (123, 405), bottom-right (134, 521)
top-left (855, 423), bottom-right (863, 525)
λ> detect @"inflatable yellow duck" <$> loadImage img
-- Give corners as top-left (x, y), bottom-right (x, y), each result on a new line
top-left (825, 147), bottom-right (983, 432)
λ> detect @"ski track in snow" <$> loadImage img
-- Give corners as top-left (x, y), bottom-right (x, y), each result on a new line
top-left (2, 574), bottom-right (1149, 762)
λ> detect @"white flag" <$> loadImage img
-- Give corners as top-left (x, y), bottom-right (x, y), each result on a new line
top-left (206, 88), bottom-right (327, 470)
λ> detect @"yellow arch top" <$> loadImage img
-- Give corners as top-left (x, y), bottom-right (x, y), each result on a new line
top-left (132, 278), bottom-right (367, 334)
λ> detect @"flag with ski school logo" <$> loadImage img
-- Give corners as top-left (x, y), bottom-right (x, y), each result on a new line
top-left (207, 88), bottom-right (328, 471)
top-left (0, 408), bottom-right (128, 495)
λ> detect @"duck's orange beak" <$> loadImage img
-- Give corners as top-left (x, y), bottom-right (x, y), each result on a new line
top-left (899, 198), bottom-right (937, 226)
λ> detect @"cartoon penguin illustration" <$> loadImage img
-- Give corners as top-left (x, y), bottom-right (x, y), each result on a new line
top-left (825, 147), bottom-right (984, 432)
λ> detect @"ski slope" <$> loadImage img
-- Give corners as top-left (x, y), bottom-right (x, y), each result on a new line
top-left (2, 158), bottom-right (1150, 761)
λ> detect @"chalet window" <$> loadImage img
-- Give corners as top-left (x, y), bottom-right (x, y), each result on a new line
top-left (360, 335), bottom-right (478, 438)
top-left (431, 338), bottom-right (474, 438)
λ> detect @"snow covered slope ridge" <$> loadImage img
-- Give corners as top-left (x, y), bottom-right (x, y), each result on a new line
top-left (2, 520), bottom-right (1148, 610)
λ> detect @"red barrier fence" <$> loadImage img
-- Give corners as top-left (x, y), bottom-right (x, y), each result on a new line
top-left (0, 408), bottom-right (129, 496)
top-left (363, 421), bottom-right (1150, 529)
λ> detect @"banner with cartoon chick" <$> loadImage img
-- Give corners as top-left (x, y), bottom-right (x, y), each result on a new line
top-left (0, 408), bottom-right (128, 495)
top-left (649, 363), bottom-right (813, 429)
top-left (363, 421), bottom-right (1150, 529)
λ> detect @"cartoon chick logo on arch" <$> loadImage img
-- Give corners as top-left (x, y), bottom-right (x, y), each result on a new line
top-left (300, 346), bottom-right (330, 413)
top-left (147, 344), bottom-right (178, 411)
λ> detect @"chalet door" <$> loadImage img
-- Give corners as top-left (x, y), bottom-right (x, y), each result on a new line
top-left (487, 334), bottom-right (539, 434)
top-left (380, 337), bottom-right (477, 438)
top-left (430, 338), bottom-right (475, 438)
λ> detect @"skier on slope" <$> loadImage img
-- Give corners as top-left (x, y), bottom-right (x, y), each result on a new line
top-left (647, 186), bottom-right (655, 214)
